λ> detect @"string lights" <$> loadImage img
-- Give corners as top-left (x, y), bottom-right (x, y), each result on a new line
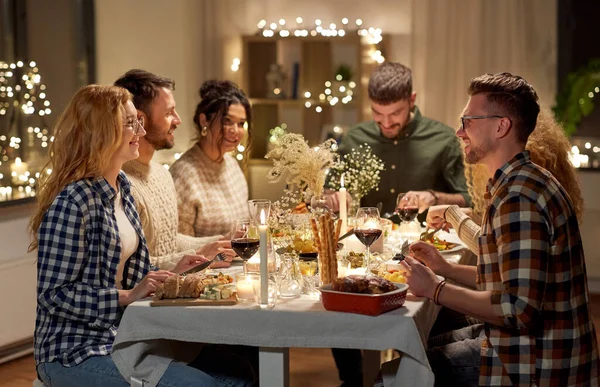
top-left (255, 17), bottom-right (383, 46)
top-left (0, 60), bottom-right (53, 201)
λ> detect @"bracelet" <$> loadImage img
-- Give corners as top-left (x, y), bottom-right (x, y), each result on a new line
top-left (443, 205), bottom-right (450, 220)
top-left (426, 189), bottom-right (438, 206)
top-left (433, 280), bottom-right (447, 305)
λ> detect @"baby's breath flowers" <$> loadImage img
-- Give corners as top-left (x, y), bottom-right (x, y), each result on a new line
top-left (328, 143), bottom-right (385, 199)
top-left (266, 133), bottom-right (338, 217)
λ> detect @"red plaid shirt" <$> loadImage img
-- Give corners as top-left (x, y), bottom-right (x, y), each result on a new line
top-left (477, 151), bottom-right (599, 386)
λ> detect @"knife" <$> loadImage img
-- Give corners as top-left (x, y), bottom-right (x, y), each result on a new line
top-left (181, 256), bottom-right (218, 275)
top-left (337, 228), bottom-right (355, 242)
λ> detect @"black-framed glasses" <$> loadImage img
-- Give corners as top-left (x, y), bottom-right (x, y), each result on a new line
top-left (460, 115), bottom-right (505, 130)
top-left (125, 116), bottom-right (145, 135)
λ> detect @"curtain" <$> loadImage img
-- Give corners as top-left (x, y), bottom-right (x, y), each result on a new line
top-left (410, 0), bottom-right (557, 129)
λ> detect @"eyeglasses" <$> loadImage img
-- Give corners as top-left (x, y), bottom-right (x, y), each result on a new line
top-left (125, 116), bottom-right (145, 135)
top-left (460, 115), bottom-right (505, 130)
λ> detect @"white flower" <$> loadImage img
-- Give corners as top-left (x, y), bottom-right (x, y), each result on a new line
top-left (327, 143), bottom-right (385, 198)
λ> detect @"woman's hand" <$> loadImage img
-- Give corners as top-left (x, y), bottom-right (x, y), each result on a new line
top-left (408, 241), bottom-right (451, 276)
top-left (120, 270), bottom-right (174, 306)
top-left (196, 240), bottom-right (235, 261)
top-left (425, 205), bottom-right (451, 231)
top-left (173, 254), bottom-right (210, 274)
top-left (400, 256), bottom-right (441, 299)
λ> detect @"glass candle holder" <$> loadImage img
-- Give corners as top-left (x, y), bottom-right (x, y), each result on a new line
top-left (235, 273), bottom-right (259, 303)
top-left (253, 278), bottom-right (277, 309)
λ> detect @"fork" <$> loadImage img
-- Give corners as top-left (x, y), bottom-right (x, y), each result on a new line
top-left (419, 227), bottom-right (440, 242)
top-left (392, 241), bottom-right (410, 261)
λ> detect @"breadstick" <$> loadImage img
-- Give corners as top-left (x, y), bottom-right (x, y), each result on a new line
top-left (334, 218), bottom-right (342, 245)
top-left (319, 215), bottom-right (330, 284)
top-left (310, 217), bottom-right (321, 251)
top-left (328, 217), bottom-right (338, 281)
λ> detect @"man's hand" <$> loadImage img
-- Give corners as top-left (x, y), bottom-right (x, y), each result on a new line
top-left (426, 205), bottom-right (451, 231)
top-left (323, 189), bottom-right (352, 213)
top-left (121, 270), bottom-right (174, 305)
top-left (408, 241), bottom-right (451, 276)
top-left (173, 254), bottom-right (210, 274)
top-left (405, 190), bottom-right (436, 213)
top-left (196, 240), bottom-right (235, 261)
top-left (400, 256), bottom-right (441, 299)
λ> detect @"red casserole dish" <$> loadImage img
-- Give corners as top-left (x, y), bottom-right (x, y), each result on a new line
top-left (319, 283), bottom-right (409, 316)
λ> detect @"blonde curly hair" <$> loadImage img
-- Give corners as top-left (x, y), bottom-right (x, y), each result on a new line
top-left (465, 109), bottom-right (583, 223)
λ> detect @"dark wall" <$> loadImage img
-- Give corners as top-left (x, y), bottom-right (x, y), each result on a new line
top-left (558, 0), bottom-right (600, 137)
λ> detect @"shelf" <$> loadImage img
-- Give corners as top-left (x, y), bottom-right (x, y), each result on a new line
top-left (243, 34), bottom-right (361, 44)
top-left (250, 98), bottom-right (357, 108)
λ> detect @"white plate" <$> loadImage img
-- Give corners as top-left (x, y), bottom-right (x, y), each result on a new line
top-left (428, 230), bottom-right (465, 255)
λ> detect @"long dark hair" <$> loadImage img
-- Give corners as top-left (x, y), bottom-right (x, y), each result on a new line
top-left (193, 80), bottom-right (252, 159)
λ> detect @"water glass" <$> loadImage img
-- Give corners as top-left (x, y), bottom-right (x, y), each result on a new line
top-left (278, 253), bottom-right (303, 298)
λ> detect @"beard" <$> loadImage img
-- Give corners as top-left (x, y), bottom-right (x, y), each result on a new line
top-left (464, 140), bottom-right (493, 164)
top-left (144, 122), bottom-right (175, 151)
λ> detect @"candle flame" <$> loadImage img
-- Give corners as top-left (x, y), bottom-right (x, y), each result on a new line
top-left (364, 220), bottom-right (379, 228)
top-left (260, 209), bottom-right (266, 225)
top-left (15, 157), bottom-right (21, 165)
top-left (340, 173), bottom-right (345, 188)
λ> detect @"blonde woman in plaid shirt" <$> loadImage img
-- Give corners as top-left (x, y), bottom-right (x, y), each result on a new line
top-left (29, 85), bottom-right (253, 387)
top-left (401, 73), bottom-right (599, 386)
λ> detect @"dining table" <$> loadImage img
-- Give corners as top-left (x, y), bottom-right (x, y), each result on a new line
top-left (111, 229), bottom-right (474, 387)
top-left (112, 286), bottom-right (440, 387)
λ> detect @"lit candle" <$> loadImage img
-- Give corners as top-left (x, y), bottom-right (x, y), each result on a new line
top-left (236, 274), bottom-right (257, 302)
top-left (259, 209), bottom-right (268, 307)
top-left (11, 157), bottom-right (28, 185)
top-left (338, 174), bottom-right (347, 233)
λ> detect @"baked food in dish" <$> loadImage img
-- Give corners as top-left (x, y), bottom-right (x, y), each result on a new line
top-left (332, 275), bottom-right (397, 294)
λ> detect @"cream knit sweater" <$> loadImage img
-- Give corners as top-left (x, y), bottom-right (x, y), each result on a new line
top-left (122, 159), bottom-right (219, 270)
top-left (170, 144), bottom-right (250, 238)
top-left (443, 205), bottom-right (481, 255)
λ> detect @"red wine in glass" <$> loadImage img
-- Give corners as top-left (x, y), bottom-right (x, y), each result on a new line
top-left (354, 229), bottom-right (382, 247)
top-left (398, 207), bottom-right (419, 222)
top-left (232, 238), bottom-right (260, 259)
top-left (232, 238), bottom-right (260, 276)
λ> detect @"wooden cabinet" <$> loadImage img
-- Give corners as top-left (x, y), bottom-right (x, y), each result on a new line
top-left (241, 34), bottom-right (377, 160)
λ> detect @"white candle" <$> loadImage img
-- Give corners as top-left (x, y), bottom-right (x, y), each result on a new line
top-left (236, 278), bottom-right (256, 301)
top-left (259, 209), bottom-right (268, 306)
top-left (10, 157), bottom-right (28, 185)
top-left (339, 174), bottom-right (347, 233)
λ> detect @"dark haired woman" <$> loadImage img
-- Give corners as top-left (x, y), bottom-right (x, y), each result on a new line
top-left (170, 80), bottom-right (252, 237)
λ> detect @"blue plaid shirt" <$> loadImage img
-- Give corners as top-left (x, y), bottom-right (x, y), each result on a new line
top-left (34, 172), bottom-right (154, 367)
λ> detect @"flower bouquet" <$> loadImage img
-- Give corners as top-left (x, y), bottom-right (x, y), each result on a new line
top-left (327, 143), bottom-right (385, 213)
top-left (265, 133), bottom-right (339, 229)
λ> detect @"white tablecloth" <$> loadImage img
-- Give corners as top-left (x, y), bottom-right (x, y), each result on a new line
top-left (112, 293), bottom-right (440, 387)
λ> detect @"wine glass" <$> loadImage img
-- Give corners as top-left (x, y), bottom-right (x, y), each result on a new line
top-left (395, 193), bottom-right (419, 243)
top-left (248, 199), bottom-right (271, 225)
top-left (396, 192), bottom-right (419, 223)
top-left (231, 219), bottom-right (260, 277)
top-left (309, 194), bottom-right (333, 217)
top-left (354, 207), bottom-right (382, 275)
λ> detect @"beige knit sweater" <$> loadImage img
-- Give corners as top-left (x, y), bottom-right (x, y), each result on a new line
top-left (122, 159), bottom-right (219, 270)
top-left (443, 205), bottom-right (481, 255)
top-left (170, 144), bottom-right (250, 238)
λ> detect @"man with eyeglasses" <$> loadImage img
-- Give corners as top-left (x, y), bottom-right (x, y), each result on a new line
top-left (401, 73), bottom-right (599, 386)
top-left (114, 69), bottom-right (234, 272)
top-left (332, 62), bottom-right (470, 387)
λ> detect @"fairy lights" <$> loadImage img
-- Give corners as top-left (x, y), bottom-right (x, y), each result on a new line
top-left (254, 17), bottom-right (384, 48)
top-left (0, 60), bottom-right (53, 201)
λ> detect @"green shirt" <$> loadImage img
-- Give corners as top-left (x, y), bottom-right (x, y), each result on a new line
top-left (338, 106), bottom-right (470, 215)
